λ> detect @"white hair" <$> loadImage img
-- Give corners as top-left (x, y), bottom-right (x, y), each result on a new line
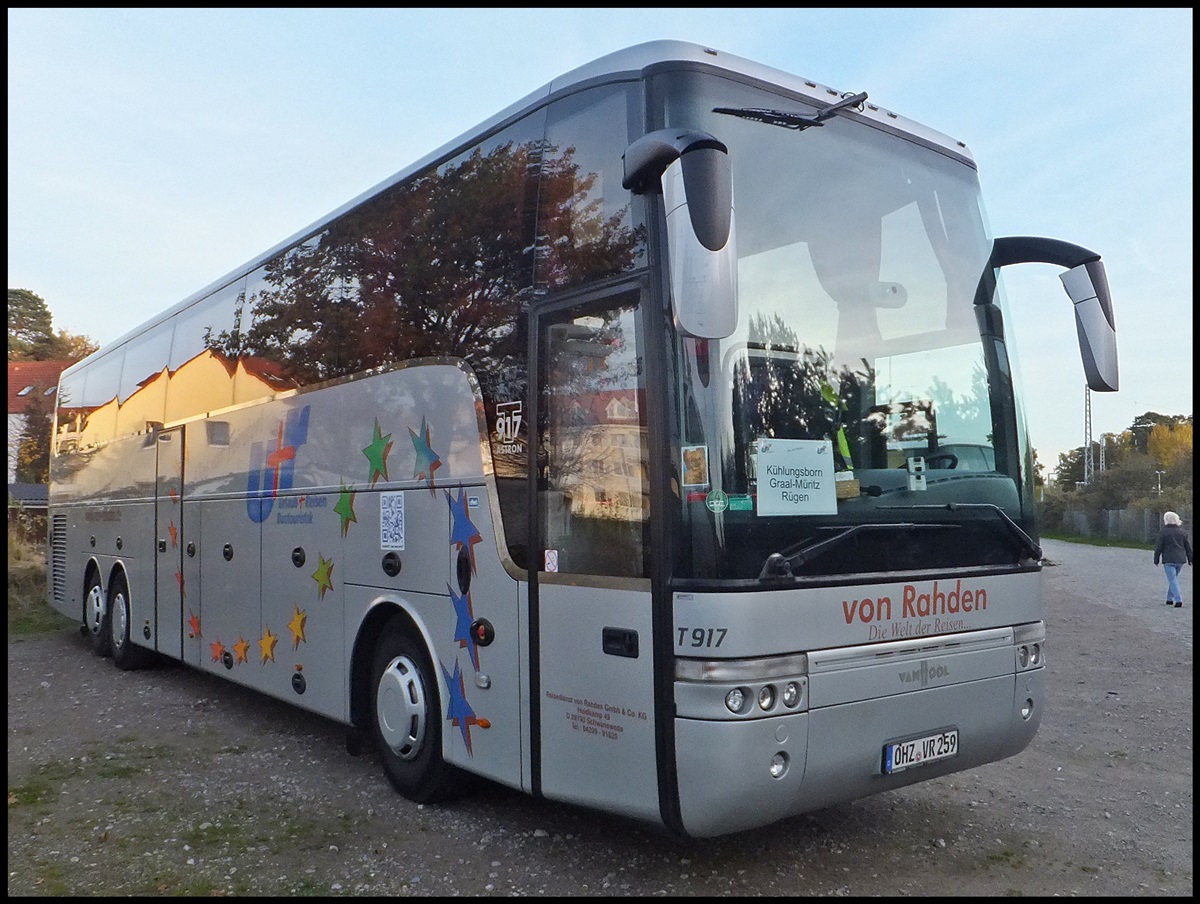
top-left (1163, 511), bottom-right (1181, 526)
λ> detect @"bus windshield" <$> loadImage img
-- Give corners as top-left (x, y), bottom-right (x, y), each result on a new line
top-left (661, 70), bottom-right (1035, 582)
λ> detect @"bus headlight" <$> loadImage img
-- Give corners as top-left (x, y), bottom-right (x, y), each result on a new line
top-left (1018, 645), bottom-right (1030, 668)
top-left (769, 751), bottom-right (789, 778)
top-left (725, 687), bottom-right (746, 713)
top-left (757, 684), bottom-right (776, 711)
top-left (782, 681), bottom-right (801, 708)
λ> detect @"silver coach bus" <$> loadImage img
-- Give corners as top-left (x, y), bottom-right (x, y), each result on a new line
top-left (48, 40), bottom-right (1118, 838)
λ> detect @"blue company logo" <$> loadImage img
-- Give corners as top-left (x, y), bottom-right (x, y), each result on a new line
top-left (246, 406), bottom-right (311, 523)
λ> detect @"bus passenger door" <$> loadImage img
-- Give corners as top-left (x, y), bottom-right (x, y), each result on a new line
top-left (532, 286), bottom-right (661, 826)
top-left (154, 427), bottom-right (185, 660)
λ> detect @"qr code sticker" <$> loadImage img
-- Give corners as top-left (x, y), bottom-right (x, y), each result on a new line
top-left (380, 492), bottom-right (405, 550)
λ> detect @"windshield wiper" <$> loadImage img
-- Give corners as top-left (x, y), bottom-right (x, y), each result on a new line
top-left (879, 503), bottom-right (1043, 563)
top-left (714, 91), bottom-right (868, 131)
top-left (759, 521), bottom-right (952, 579)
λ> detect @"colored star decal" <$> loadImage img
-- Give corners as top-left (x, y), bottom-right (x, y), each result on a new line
top-left (209, 639), bottom-right (226, 663)
top-left (311, 554), bottom-right (335, 600)
top-left (168, 520), bottom-right (178, 548)
top-left (233, 636), bottom-right (251, 664)
top-left (446, 488), bottom-right (482, 574)
top-left (363, 419), bottom-right (393, 486)
top-left (288, 605), bottom-right (308, 650)
top-left (409, 415), bottom-right (442, 493)
top-left (175, 570), bottom-right (186, 600)
top-left (441, 659), bottom-right (484, 756)
top-left (449, 584), bottom-right (479, 670)
top-left (188, 610), bottom-right (201, 639)
top-left (334, 482), bottom-right (357, 537)
top-left (259, 626), bottom-right (278, 664)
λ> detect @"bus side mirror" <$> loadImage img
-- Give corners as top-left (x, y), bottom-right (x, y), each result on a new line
top-left (1059, 259), bottom-right (1118, 392)
top-left (992, 236), bottom-right (1119, 392)
top-left (623, 129), bottom-right (738, 339)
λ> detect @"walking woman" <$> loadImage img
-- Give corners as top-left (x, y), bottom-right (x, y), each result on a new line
top-left (1154, 511), bottom-right (1193, 608)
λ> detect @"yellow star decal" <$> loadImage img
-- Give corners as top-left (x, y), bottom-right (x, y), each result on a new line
top-left (259, 626), bottom-right (278, 664)
top-left (311, 554), bottom-right (335, 600)
top-left (288, 605), bottom-right (308, 650)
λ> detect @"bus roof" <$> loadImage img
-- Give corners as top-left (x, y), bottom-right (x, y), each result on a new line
top-left (70, 40), bottom-right (974, 373)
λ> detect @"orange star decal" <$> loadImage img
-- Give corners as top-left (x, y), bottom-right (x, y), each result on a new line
top-left (233, 636), bottom-right (251, 664)
top-left (168, 520), bottom-right (178, 548)
top-left (209, 639), bottom-right (226, 662)
top-left (188, 610), bottom-right (201, 639)
top-left (259, 626), bottom-right (278, 664)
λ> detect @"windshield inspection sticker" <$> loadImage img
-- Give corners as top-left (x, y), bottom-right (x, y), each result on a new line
top-left (755, 439), bottom-right (837, 516)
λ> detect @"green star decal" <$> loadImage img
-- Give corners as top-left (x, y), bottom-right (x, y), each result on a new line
top-left (363, 419), bottom-right (393, 486)
top-left (334, 481), bottom-right (357, 537)
top-left (312, 553), bottom-right (335, 600)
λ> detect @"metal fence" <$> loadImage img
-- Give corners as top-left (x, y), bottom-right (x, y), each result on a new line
top-left (1057, 507), bottom-right (1193, 546)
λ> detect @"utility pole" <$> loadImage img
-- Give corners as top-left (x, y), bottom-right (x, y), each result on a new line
top-left (1083, 386), bottom-right (1093, 485)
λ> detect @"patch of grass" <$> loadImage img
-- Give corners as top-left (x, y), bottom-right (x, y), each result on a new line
top-left (984, 848), bottom-right (1028, 869)
top-left (1040, 531), bottom-right (1154, 551)
top-left (8, 760), bottom-right (81, 807)
top-left (7, 527), bottom-right (74, 636)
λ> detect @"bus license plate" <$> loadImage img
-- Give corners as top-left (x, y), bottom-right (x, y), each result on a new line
top-left (883, 728), bottom-right (959, 774)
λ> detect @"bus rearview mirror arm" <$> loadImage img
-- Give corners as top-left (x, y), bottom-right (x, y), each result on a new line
top-left (623, 129), bottom-right (738, 339)
top-left (991, 236), bottom-right (1119, 392)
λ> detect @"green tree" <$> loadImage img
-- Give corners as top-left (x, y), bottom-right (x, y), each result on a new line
top-left (15, 393), bottom-right (52, 483)
top-left (50, 328), bottom-right (99, 361)
top-left (1128, 411), bottom-right (1189, 455)
top-left (8, 288), bottom-right (54, 359)
top-left (8, 288), bottom-right (98, 361)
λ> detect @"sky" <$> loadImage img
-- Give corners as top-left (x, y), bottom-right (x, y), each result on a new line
top-left (7, 8), bottom-right (1193, 471)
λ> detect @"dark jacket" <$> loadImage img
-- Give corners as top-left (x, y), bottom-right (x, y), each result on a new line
top-left (1154, 523), bottom-right (1194, 566)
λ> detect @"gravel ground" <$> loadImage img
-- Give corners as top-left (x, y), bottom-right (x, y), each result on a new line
top-left (7, 539), bottom-right (1193, 896)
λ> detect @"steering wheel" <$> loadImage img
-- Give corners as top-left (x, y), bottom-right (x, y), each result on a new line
top-left (924, 452), bottom-right (959, 470)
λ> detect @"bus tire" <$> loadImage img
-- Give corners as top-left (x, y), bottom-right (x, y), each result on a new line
top-left (108, 572), bottom-right (150, 671)
top-left (84, 570), bottom-right (112, 658)
top-left (370, 619), bottom-right (458, 803)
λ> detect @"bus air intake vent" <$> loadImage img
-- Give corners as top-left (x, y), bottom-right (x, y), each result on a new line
top-left (50, 514), bottom-right (67, 606)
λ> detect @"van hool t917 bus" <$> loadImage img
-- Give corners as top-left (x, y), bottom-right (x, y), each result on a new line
top-left (49, 41), bottom-right (1118, 837)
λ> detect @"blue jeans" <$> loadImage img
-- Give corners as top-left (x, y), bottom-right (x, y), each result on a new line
top-left (1163, 563), bottom-right (1184, 603)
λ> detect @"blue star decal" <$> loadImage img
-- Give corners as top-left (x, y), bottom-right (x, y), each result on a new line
top-left (441, 659), bottom-right (481, 756)
top-left (446, 487), bottom-right (482, 574)
top-left (448, 583), bottom-right (479, 670)
top-left (409, 415), bottom-right (442, 494)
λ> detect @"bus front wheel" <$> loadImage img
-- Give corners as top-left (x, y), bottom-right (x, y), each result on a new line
top-left (84, 571), bottom-right (112, 658)
top-left (370, 619), bottom-right (458, 803)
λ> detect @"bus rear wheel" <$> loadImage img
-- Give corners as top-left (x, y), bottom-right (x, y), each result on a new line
top-left (108, 573), bottom-right (150, 671)
top-left (370, 619), bottom-right (459, 803)
top-left (84, 571), bottom-right (112, 657)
